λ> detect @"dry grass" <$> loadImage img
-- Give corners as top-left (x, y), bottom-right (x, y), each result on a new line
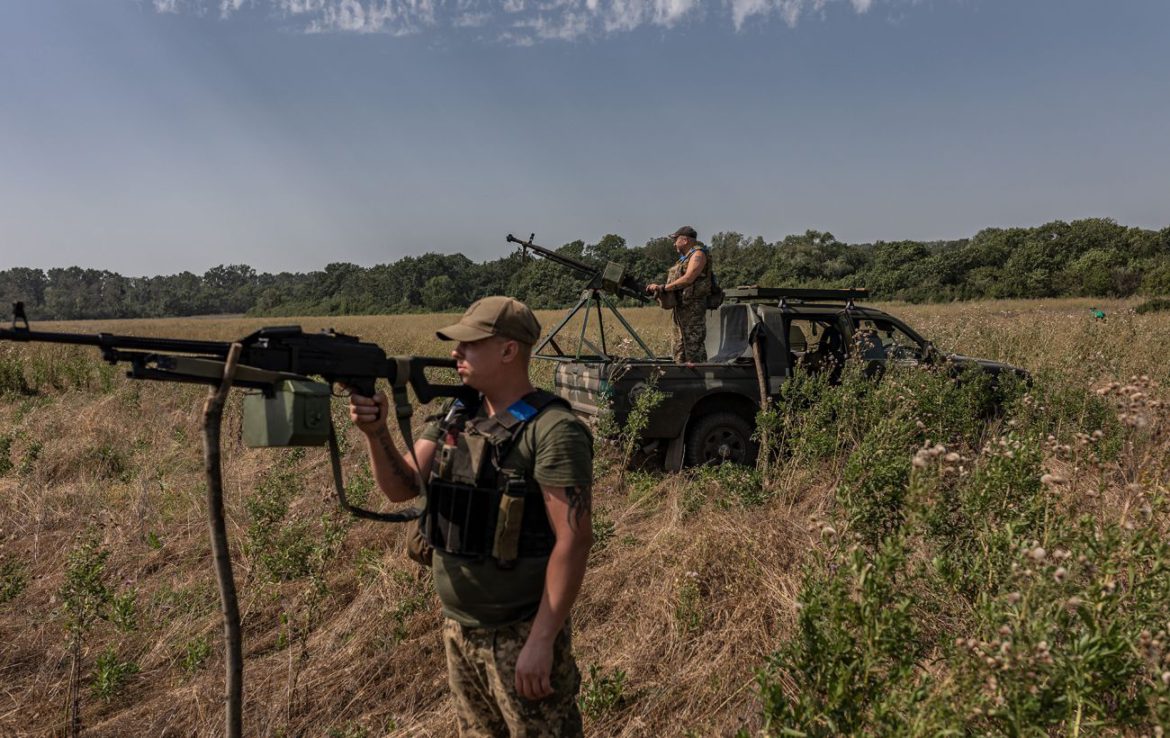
top-left (0, 298), bottom-right (1166, 737)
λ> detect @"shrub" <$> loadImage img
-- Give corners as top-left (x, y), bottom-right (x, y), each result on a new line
top-left (19, 439), bottom-right (42, 476)
top-left (1135, 297), bottom-right (1170, 314)
top-left (752, 373), bottom-right (1170, 736)
top-left (0, 555), bottom-right (27, 604)
top-left (244, 456), bottom-right (347, 583)
top-left (590, 513), bottom-right (616, 555)
top-left (178, 636), bottom-right (212, 674)
top-left (60, 535), bottom-right (112, 636)
top-left (673, 570), bottom-right (705, 635)
top-left (0, 433), bottom-right (13, 475)
top-left (90, 646), bottom-right (139, 701)
top-left (836, 415), bottom-right (916, 546)
top-left (692, 462), bottom-right (768, 509)
top-left (756, 538), bottom-right (929, 736)
top-left (579, 664), bottom-right (630, 718)
top-left (619, 372), bottom-right (665, 476)
top-left (0, 353), bottom-right (31, 396)
top-left (109, 590), bottom-right (138, 632)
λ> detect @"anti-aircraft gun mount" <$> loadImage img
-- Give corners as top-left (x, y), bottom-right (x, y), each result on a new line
top-left (507, 233), bottom-right (656, 361)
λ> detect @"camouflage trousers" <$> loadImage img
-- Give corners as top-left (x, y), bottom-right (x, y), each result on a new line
top-left (443, 617), bottom-right (583, 738)
top-left (671, 299), bottom-right (708, 363)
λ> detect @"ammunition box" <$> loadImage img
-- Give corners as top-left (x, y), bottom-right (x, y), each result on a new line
top-left (601, 261), bottom-right (626, 295)
top-left (243, 380), bottom-right (332, 448)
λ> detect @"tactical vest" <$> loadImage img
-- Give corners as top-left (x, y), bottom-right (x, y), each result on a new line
top-left (668, 246), bottom-right (712, 303)
top-left (422, 390), bottom-right (568, 568)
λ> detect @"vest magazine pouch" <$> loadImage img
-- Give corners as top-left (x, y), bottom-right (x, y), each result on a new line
top-left (406, 520), bottom-right (433, 567)
top-left (492, 476), bottom-right (527, 568)
top-left (438, 433), bottom-right (488, 487)
top-left (659, 290), bottom-right (678, 310)
top-left (426, 480), bottom-right (497, 557)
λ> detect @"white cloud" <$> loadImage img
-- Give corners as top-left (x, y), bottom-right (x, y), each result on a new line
top-left (277, 0), bottom-right (329, 14)
top-left (154, 0), bottom-right (207, 13)
top-left (729, 0), bottom-right (823, 29)
top-left (154, 0), bottom-right (218, 16)
top-left (453, 10), bottom-right (490, 26)
top-left (220, 0), bottom-right (247, 16)
top-left (325, 0), bottom-right (366, 31)
top-left (519, 10), bottom-right (591, 40)
top-left (601, 0), bottom-right (699, 33)
top-left (153, 0), bottom-right (891, 40)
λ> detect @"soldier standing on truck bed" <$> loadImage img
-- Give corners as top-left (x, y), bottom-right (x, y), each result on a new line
top-left (647, 225), bottom-right (712, 363)
top-left (347, 296), bottom-right (594, 737)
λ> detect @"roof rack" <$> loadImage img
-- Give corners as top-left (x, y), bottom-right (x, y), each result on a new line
top-left (724, 287), bottom-right (870, 304)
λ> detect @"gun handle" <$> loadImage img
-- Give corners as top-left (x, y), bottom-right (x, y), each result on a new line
top-left (341, 378), bottom-right (378, 398)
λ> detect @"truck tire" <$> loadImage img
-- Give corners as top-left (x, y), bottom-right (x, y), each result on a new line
top-left (685, 411), bottom-right (758, 467)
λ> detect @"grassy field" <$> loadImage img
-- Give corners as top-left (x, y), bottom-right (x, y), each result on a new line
top-left (1, 299), bottom-right (1169, 737)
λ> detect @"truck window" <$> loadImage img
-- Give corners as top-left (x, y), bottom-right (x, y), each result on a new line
top-left (852, 318), bottom-right (922, 361)
top-left (787, 317), bottom-right (846, 375)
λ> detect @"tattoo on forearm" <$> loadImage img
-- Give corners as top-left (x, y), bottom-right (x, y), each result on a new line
top-left (564, 485), bottom-right (592, 529)
top-left (374, 428), bottom-right (419, 493)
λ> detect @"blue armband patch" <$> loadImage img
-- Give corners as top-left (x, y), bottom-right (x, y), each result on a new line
top-left (507, 399), bottom-right (538, 422)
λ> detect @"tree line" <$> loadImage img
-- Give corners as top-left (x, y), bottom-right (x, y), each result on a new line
top-left (3, 218), bottom-right (1169, 321)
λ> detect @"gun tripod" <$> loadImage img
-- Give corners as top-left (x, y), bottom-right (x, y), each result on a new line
top-left (535, 287), bottom-right (656, 361)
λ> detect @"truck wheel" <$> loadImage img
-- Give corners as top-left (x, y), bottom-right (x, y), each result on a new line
top-left (685, 411), bottom-right (758, 467)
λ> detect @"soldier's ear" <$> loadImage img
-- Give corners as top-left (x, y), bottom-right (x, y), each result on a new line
top-left (500, 339), bottom-right (518, 363)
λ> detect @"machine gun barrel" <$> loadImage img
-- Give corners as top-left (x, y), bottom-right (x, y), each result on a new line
top-left (506, 233), bottom-right (596, 279)
top-left (507, 233), bottom-right (649, 302)
top-left (0, 302), bottom-right (472, 404)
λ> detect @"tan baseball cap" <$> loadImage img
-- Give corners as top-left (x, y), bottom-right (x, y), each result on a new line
top-left (436, 296), bottom-right (542, 345)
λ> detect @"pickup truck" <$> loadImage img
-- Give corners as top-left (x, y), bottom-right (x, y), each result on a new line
top-left (542, 288), bottom-right (1027, 469)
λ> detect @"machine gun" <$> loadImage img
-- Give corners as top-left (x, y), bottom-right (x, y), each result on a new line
top-left (507, 233), bottom-right (656, 360)
top-left (1, 301), bottom-right (474, 736)
top-left (0, 302), bottom-right (473, 508)
top-left (507, 233), bottom-right (649, 303)
top-left (1, 301), bottom-right (469, 404)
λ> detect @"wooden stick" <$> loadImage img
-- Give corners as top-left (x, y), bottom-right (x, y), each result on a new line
top-left (202, 343), bottom-right (244, 738)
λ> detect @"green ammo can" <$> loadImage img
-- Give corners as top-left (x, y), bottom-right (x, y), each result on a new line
top-left (243, 380), bottom-right (332, 448)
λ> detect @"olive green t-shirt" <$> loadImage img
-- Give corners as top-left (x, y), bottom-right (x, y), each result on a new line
top-left (419, 399), bottom-right (593, 628)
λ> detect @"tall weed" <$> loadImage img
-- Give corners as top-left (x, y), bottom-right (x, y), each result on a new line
top-left (752, 369), bottom-right (1170, 736)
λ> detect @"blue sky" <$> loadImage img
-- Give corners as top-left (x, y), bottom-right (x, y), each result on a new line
top-left (1, 0), bottom-right (1167, 276)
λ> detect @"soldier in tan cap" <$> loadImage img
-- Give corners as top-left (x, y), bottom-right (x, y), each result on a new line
top-left (348, 295), bottom-right (593, 737)
top-left (647, 226), bottom-right (713, 363)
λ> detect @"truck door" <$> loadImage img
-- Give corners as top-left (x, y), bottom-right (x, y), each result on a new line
top-left (783, 314), bottom-right (849, 380)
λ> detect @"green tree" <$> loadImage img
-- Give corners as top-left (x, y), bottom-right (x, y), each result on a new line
top-left (422, 275), bottom-right (458, 312)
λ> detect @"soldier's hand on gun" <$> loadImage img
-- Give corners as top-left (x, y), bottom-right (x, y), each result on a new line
top-left (646, 283), bottom-right (662, 296)
top-left (346, 389), bottom-right (388, 434)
